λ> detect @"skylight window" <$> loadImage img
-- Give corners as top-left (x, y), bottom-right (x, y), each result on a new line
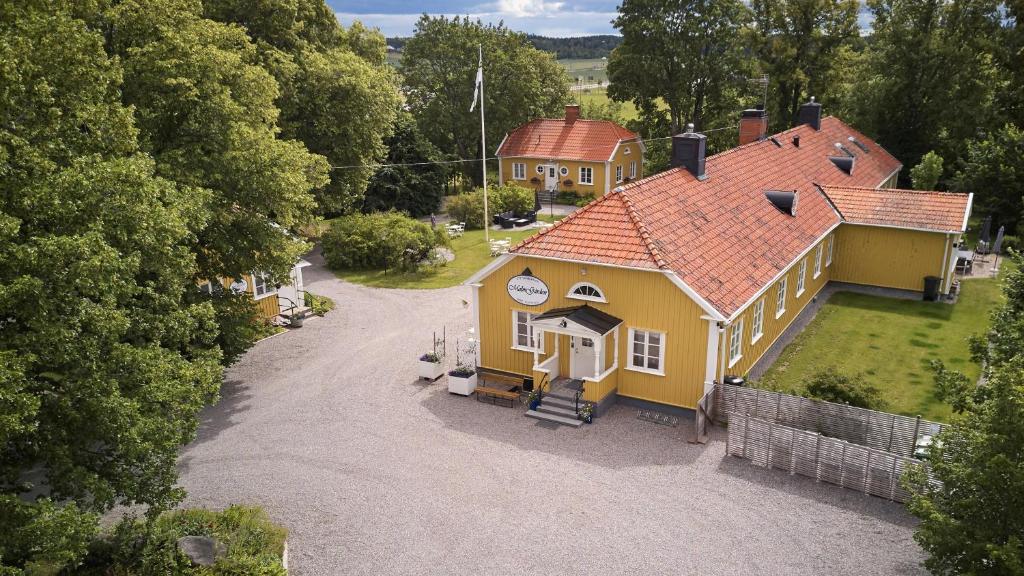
top-left (848, 136), bottom-right (870, 153)
top-left (833, 142), bottom-right (856, 157)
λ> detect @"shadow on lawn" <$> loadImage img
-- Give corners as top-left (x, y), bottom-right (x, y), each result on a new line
top-left (715, 451), bottom-right (919, 527)
top-left (829, 291), bottom-right (956, 321)
top-left (418, 384), bottom-right (704, 470)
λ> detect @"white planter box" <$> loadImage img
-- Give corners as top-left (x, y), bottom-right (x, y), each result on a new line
top-left (418, 359), bottom-right (444, 381)
top-left (448, 372), bottom-right (478, 396)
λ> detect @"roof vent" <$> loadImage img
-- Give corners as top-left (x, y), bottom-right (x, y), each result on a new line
top-left (848, 136), bottom-right (870, 153)
top-left (765, 189), bottom-right (798, 216)
top-left (834, 142), bottom-right (856, 157)
top-left (829, 155), bottom-right (855, 175)
top-left (792, 135), bottom-right (800, 148)
top-left (769, 136), bottom-right (782, 148)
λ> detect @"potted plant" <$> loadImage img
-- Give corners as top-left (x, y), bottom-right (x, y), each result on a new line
top-left (448, 339), bottom-right (478, 396)
top-left (578, 403), bottom-right (594, 423)
top-left (418, 332), bottom-right (445, 381)
top-left (527, 389), bottom-right (542, 410)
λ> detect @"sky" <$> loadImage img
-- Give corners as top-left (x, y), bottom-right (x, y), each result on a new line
top-left (331, 0), bottom-right (875, 38)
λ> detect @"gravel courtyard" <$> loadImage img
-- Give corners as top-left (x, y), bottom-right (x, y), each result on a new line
top-left (177, 253), bottom-right (927, 575)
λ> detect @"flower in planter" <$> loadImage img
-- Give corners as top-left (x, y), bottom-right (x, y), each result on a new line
top-left (448, 366), bottom-right (475, 378)
top-left (420, 352), bottom-right (441, 363)
top-left (578, 403), bottom-right (594, 423)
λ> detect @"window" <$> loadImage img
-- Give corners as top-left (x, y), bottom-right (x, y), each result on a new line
top-left (629, 160), bottom-right (637, 179)
top-left (728, 318), bottom-right (744, 366)
top-left (536, 164), bottom-right (545, 174)
top-left (560, 166), bottom-right (569, 176)
top-left (628, 328), bottom-right (665, 374)
top-left (567, 282), bottom-right (606, 303)
top-left (253, 272), bottom-right (276, 299)
top-left (615, 165), bottom-right (623, 183)
top-left (512, 310), bottom-right (542, 351)
top-left (796, 259), bottom-right (807, 297)
top-left (751, 299), bottom-right (764, 344)
top-left (826, 235), bottom-right (834, 267)
top-left (813, 245), bottom-right (823, 278)
top-left (512, 162), bottom-right (526, 180)
top-left (579, 166), bottom-right (593, 185)
top-left (198, 281), bottom-right (215, 295)
top-left (624, 146), bottom-right (631, 155)
top-left (776, 276), bottom-right (787, 318)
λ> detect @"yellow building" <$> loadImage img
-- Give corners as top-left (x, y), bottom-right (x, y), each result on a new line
top-left (200, 260), bottom-right (311, 321)
top-left (496, 105), bottom-right (644, 198)
top-left (468, 101), bottom-right (972, 418)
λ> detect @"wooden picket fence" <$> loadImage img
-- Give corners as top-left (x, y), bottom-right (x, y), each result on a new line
top-left (726, 412), bottom-right (930, 503)
top-left (714, 384), bottom-right (945, 458)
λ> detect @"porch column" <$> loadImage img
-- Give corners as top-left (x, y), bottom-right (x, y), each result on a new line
top-left (613, 326), bottom-right (619, 369)
top-left (594, 334), bottom-right (602, 376)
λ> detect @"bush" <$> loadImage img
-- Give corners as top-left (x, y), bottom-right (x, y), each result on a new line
top-left (322, 211), bottom-right (448, 273)
top-left (78, 506), bottom-right (287, 575)
top-left (303, 292), bottom-right (335, 316)
top-left (445, 184), bottom-right (536, 229)
top-left (804, 367), bottom-right (885, 410)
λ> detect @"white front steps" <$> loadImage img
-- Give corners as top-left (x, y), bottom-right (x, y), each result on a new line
top-left (523, 395), bottom-right (586, 427)
top-left (525, 409), bottom-right (583, 427)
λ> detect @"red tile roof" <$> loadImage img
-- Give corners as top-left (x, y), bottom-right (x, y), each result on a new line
top-left (822, 186), bottom-right (970, 233)
top-left (496, 118), bottom-right (638, 162)
top-left (512, 116), bottom-right (914, 317)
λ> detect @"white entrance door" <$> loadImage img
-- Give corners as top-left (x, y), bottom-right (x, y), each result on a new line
top-left (277, 265), bottom-right (305, 314)
top-left (545, 165), bottom-right (558, 191)
top-left (570, 335), bottom-right (598, 379)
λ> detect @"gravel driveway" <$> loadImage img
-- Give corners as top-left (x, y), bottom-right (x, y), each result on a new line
top-left (177, 251), bottom-right (926, 575)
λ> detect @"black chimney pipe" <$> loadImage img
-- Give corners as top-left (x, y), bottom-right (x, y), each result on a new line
top-left (671, 124), bottom-right (707, 180)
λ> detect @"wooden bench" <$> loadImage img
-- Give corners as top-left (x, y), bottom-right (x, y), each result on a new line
top-left (475, 371), bottom-right (525, 408)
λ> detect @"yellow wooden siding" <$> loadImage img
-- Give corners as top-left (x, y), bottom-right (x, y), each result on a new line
top-left (477, 255), bottom-right (711, 409)
top-left (254, 294), bottom-right (280, 319)
top-left (499, 157), bottom-right (608, 196)
top-left (831, 225), bottom-right (950, 291)
top-left (609, 141), bottom-right (643, 186)
top-left (723, 236), bottom-right (833, 378)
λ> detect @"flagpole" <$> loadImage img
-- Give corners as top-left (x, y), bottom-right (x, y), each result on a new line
top-left (479, 44), bottom-right (489, 245)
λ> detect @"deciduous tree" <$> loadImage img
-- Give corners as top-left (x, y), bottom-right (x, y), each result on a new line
top-left (911, 150), bottom-right (944, 190)
top-left (363, 112), bottom-right (448, 218)
top-left (952, 124), bottom-right (1024, 234)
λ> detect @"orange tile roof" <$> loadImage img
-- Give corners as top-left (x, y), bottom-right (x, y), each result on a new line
top-left (822, 186), bottom-right (970, 233)
top-left (497, 118), bottom-right (638, 162)
top-left (512, 116), bottom-right (918, 317)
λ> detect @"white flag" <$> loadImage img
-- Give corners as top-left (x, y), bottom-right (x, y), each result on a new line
top-left (470, 50), bottom-right (483, 112)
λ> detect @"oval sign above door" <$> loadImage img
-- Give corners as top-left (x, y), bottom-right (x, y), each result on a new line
top-left (507, 275), bottom-right (550, 306)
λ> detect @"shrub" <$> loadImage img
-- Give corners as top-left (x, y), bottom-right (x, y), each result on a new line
top-left (445, 184), bottom-right (536, 229)
top-left (322, 211), bottom-right (447, 273)
top-left (303, 292), bottom-right (335, 316)
top-left (804, 367), bottom-right (885, 410)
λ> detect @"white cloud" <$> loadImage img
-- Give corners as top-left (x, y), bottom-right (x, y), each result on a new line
top-left (494, 0), bottom-right (565, 18)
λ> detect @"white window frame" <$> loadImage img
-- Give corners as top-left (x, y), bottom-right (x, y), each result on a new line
top-left (796, 259), bottom-right (807, 297)
top-left (751, 299), bottom-right (764, 345)
top-left (252, 272), bottom-right (277, 300)
top-left (560, 166), bottom-right (569, 176)
top-left (629, 160), bottom-right (637, 179)
top-left (512, 310), bottom-right (543, 352)
top-left (198, 281), bottom-right (214, 295)
top-left (567, 282), bottom-right (607, 303)
top-left (627, 328), bottom-right (666, 376)
top-left (535, 164), bottom-right (545, 174)
top-left (728, 318), bottom-right (744, 367)
top-left (624, 146), bottom-right (631, 155)
top-left (776, 276), bottom-right (788, 318)
top-left (512, 162), bottom-right (526, 180)
top-left (579, 166), bottom-right (593, 185)
top-left (826, 235), bottom-right (834, 267)
top-left (813, 244), bottom-right (823, 278)
top-left (615, 165), bottom-right (623, 183)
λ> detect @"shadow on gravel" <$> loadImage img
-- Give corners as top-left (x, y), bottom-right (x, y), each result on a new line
top-left (419, 386), bottom-right (703, 470)
top-left (714, 455), bottom-right (918, 527)
top-left (178, 379), bottom-right (253, 470)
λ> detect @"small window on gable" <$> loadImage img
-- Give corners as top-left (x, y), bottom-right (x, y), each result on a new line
top-left (567, 282), bottom-right (606, 303)
top-left (624, 147), bottom-right (631, 155)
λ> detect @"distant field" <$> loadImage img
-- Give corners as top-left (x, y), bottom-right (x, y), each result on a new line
top-left (560, 58), bottom-right (608, 84)
top-left (575, 88), bottom-right (639, 122)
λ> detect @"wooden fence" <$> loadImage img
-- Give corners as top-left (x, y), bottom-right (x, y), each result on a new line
top-left (726, 412), bottom-right (930, 503)
top-left (691, 387), bottom-right (715, 444)
top-left (715, 384), bottom-right (945, 458)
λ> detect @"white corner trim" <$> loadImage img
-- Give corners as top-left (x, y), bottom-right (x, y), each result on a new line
top-left (962, 193), bottom-right (974, 232)
top-left (704, 318), bottom-right (719, 387)
top-left (606, 141), bottom-right (621, 163)
top-left (495, 133), bottom-right (509, 158)
top-left (464, 253), bottom-right (515, 286)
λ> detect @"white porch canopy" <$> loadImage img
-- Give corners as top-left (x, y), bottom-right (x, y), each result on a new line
top-left (529, 305), bottom-right (622, 383)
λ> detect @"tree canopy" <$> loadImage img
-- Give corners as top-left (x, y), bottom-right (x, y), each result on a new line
top-left (363, 112), bottom-right (448, 218)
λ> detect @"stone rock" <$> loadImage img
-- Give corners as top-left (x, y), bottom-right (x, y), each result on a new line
top-left (177, 535), bottom-right (226, 566)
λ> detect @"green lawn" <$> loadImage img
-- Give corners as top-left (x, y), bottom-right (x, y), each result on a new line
top-left (758, 273), bottom-right (1007, 422)
top-left (331, 216), bottom-right (560, 289)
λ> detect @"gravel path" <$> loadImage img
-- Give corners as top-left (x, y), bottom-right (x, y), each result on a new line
top-left (177, 252), bottom-right (926, 576)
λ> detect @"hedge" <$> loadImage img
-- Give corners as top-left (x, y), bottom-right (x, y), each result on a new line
top-left (446, 184), bottom-right (535, 229)
top-left (321, 211), bottom-right (448, 273)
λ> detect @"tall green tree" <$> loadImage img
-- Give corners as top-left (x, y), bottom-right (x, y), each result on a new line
top-left (905, 256), bottom-right (1024, 574)
top-left (952, 124), bottom-right (1024, 234)
top-left (401, 16), bottom-right (570, 185)
top-left (0, 3), bottom-right (222, 570)
top-left (204, 1), bottom-right (400, 214)
top-left (846, 0), bottom-right (1002, 179)
top-left (363, 112), bottom-right (448, 217)
top-left (911, 150), bottom-right (945, 190)
top-left (750, 0), bottom-right (860, 132)
top-left (607, 0), bottom-right (753, 134)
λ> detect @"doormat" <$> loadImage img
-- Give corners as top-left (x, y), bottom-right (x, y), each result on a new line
top-left (637, 409), bottom-right (679, 427)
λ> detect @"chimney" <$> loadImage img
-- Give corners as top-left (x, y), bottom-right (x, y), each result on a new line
top-left (565, 104), bottom-right (580, 124)
top-left (797, 96), bottom-right (822, 130)
top-left (738, 106), bottom-right (768, 145)
top-left (671, 124), bottom-right (707, 180)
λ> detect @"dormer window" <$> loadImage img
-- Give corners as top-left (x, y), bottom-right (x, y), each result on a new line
top-left (567, 282), bottom-right (606, 303)
top-left (829, 155), bottom-right (855, 175)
